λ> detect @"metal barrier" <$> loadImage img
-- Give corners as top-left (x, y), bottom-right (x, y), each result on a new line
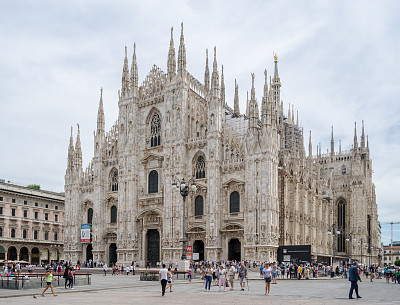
top-left (0, 273), bottom-right (91, 289)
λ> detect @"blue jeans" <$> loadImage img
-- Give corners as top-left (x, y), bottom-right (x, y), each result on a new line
top-left (205, 275), bottom-right (212, 290)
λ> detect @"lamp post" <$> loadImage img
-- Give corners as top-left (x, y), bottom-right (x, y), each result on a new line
top-left (172, 177), bottom-right (197, 261)
top-left (328, 224), bottom-right (340, 277)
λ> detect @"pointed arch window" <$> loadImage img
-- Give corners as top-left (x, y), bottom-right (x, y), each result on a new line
top-left (195, 155), bottom-right (206, 179)
top-left (230, 191), bottom-right (240, 213)
top-left (150, 113), bottom-right (161, 147)
top-left (111, 205), bottom-right (117, 223)
top-left (148, 170), bottom-right (158, 194)
top-left (195, 195), bottom-right (204, 216)
top-left (88, 208), bottom-right (93, 224)
top-left (337, 199), bottom-right (346, 252)
top-left (110, 169), bottom-right (118, 192)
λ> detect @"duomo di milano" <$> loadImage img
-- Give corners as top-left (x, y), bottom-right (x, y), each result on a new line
top-left (64, 24), bottom-right (381, 266)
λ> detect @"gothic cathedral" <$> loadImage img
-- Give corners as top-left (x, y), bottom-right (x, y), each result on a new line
top-left (64, 24), bottom-right (381, 266)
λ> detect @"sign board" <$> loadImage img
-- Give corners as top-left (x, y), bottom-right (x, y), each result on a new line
top-left (186, 246), bottom-right (192, 253)
top-left (186, 253), bottom-right (192, 260)
top-left (193, 253), bottom-right (199, 260)
top-left (283, 255), bottom-right (291, 262)
top-left (81, 224), bottom-right (91, 243)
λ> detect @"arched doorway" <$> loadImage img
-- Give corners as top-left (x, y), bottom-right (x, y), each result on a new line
top-left (109, 243), bottom-right (117, 266)
top-left (7, 246), bottom-right (17, 261)
top-left (86, 244), bottom-right (93, 261)
top-left (147, 229), bottom-right (160, 266)
top-left (42, 248), bottom-right (49, 264)
top-left (0, 246), bottom-right (5, 260)
top-left (31, 248), bottom-right (40, 264)
top-left (228, 239), bottom-right (241, 261)
top-left (193, 240), bottom-right (205, 261)
top-left (20, 247), bottom-right (29, 262)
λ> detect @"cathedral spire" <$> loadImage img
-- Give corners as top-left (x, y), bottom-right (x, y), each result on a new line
top-left (130, 43), bottom-right (138, 97)
top-left (339, 139), bottom-right (342, 154)
top-left (309, 130), bottom-right (312, 158)
top-left (204, 49), bottom-right (210, 91)
top-left (361, 120), bottom-right (365, 149)
top-left (246, 91), bottom-right (249, 117)
top-left (331, 126), bottom-right (334, 157)
top-left (177, 22), bottom-right (186, 76)
top-left (234, 79), bottom-right (240, 115)
top-left (273, 53), bottom-right (280, 81)
top-left (261, 69), bottom-right (269, 126)
top-left (167, 27), bottom-right (176, 80)
top-left (354, 122), bottom-right (358, 152)
top-left (248, 73), bottom-right (259, 130)
top-left (121, 46), bottom-right (130, 97)
top-left (97, 87), bottom-right (105, 133)
top-left (220, 65), bottom-right (225, 104)
top-left (67, 126), bottom-right (75, 171)
top-left (210, 46), bottom-right (220, 98)
top-left (75, 124), bottom-right (82, 170)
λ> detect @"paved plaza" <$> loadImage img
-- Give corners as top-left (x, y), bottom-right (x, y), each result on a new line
top-left (0, 271), bottom-right (399, 304)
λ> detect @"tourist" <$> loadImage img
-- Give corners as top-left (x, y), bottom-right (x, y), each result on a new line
top-left (159, 264), bottom-right (168, 296)
top-left (41, 269), bottom-right (57, 297)
top-left (187, 267), bottom-right (192, 282)
top-left (348, 262), bottom-right (362, 299)
top-left (228, 263), bottom-right (235, 290)
top-left (63, 267), bottom-right (69, 288)
top-left (238, 264), bottom-right (247, 291)
top-left (166, 268), bottom-right (173, 292)
top-left (204, 265), bottom-right (212, 292)
top-left (263, 263), bottom-right (272, 296)
top-left (103, 263), bottom-right (107, 276)
top-left (217, 265), bottom-right (226, 292)
top-left (297, 264), bottom-right (303, 280)
top-left (67, 266), bottom-right (74, 289)
top-left (272, 262), bottom-right (277, 284)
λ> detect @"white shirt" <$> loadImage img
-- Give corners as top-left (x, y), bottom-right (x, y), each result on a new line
top-left (159, 268), bottom-right (168, 280)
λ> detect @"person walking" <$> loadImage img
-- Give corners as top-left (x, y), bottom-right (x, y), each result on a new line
top-left (204, 265), bottom-right (213, 292)
top-left (349, 262), bottom-right (362, 299)
top-left (228, 263), bottom-right (236, 290)
top-left (63, 267), bottom-right (69, 289)
top-left (103, 263), bottom-right (107, 276)
top-left (217, 265), bottom-right (226, 292)
top-left (263, 263), bottom-right (272, 296)
top-left (41, 269), bottom-right (57, 297)
top-left (159, 263), bottom-right (168, 296)
top-left (166, 268), bottom-right (174, 292)
top-left (238, 264), bottom-right (247, 291)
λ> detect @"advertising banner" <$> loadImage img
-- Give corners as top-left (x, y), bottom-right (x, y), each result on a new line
top-left (81, 224), bottom-right (91, 243)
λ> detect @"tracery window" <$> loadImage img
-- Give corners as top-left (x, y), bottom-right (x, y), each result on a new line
top-left (195, 195), bottom-right (204, 216)
top-left (195, 155), bottom-right (206, 179)
top-left (230, 191), bottom-right (240, 213)
top-left (337, 199), bottom-right (346, 252)
top-left (111, 205), bottom-right (117, 223)
top-left (148, 170), bottom-right (158, 193)
top-left (150, 113), bottom-right (161, 147)
top-left (110, 168), bottom-right (118, 192)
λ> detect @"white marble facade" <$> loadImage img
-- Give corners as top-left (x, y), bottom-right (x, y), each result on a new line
top-left (63, 24), bottom-right (381, 266)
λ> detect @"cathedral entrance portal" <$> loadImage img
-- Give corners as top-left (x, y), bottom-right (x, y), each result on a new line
top-left (86, 244), bottom-right (93, 261)
top-left (109, 243), bottom-right (117, 266)
top-left (193, 240), bottom-right (204, 261)
top-left (147, 229), bottom-right (160, 267)
top-left (228, 239), bottom-right (241, 261)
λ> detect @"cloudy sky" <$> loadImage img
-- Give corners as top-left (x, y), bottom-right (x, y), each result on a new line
top-left (1, 0), bottom-right (399, 243)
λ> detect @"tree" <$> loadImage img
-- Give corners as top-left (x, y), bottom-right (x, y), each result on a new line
top-left (27, 184), bottom-right (40, 190)
top-left (395, 259), bottom-right (400, 267)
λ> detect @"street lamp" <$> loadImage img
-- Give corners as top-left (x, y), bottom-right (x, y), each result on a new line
top-left (172, 177), bottom-right (197, 261)
top-left (327, 224), bottom-right (340, 276)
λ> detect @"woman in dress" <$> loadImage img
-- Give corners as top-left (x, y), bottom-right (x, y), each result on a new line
top-left (218, 265), bottom-right (226, 292)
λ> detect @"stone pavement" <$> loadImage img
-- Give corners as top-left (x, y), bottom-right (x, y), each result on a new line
top-left (1, 272), bottom-right (399, 304)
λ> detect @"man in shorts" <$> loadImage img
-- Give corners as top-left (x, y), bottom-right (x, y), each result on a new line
top-left (228, 263), bottom-right (236, 290)
top-left (238, 264), bottom-right (247, 291)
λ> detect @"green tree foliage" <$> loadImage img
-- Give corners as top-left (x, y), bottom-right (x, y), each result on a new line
top-left (395, 259), bottom-right (400, 267)
top-left (27, 184), bottom-right (40, 190)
